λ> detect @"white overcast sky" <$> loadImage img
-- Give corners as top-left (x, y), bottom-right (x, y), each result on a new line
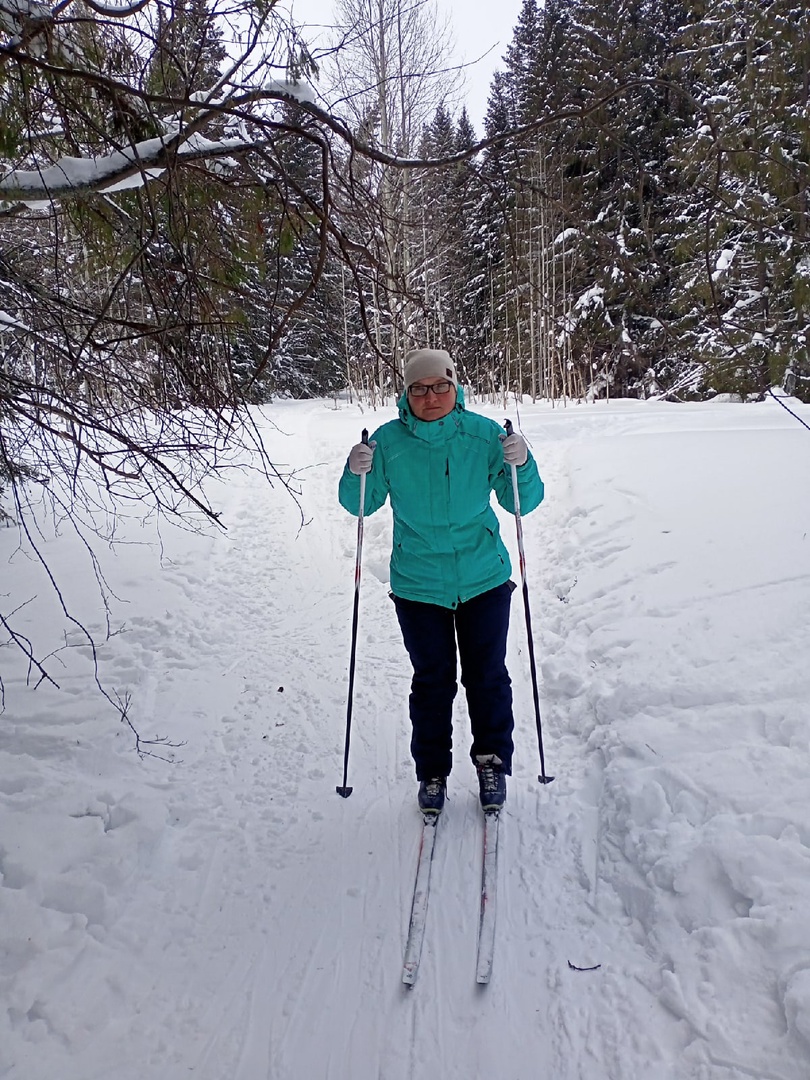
top-left (285, 0), bottom-right (524, 130)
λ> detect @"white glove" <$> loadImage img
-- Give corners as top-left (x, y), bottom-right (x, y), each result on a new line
top-left (348, 440), bottom-right (375, 475)
top-left (502, 432), bottom-right (528, 467)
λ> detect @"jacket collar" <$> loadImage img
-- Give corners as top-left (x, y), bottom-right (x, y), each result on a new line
top-left (397, 385), bottom-right (466, 443)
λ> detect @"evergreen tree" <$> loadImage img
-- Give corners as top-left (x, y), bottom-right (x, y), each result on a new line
top-left (147, 0), bottom-right (227, 102)
top-left (449, 110), bottom-right (492, 385)
top-left (666, 0), bottom-right (810, 399)
top-left (248, 106), bottom-right (346, 398)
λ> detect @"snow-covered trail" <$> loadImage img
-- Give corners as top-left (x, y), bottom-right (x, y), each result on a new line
top-left (2, 396), bottom-right (810, 1080)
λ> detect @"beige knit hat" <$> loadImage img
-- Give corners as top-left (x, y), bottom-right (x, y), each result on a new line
top-left (403, 348), bottom-right (458, 389)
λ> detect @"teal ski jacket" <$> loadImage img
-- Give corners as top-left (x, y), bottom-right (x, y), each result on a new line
top-left (338, 387), bottom-right (544, 609)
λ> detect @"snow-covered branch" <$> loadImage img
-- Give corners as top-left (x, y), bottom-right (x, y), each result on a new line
top-left (0, 71), bottom-right (720, 209)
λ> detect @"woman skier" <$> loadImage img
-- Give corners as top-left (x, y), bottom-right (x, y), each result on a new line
top-left (339, 348), bottom-right (544, 814)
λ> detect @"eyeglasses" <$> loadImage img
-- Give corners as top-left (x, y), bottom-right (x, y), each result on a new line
top-left (408, 380), bottom-right (453, 398)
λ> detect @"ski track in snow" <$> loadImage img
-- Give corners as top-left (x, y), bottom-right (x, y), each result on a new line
top-left (1, 396), bottom-right (810, 1079)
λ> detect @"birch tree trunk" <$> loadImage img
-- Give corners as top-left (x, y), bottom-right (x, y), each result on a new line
top-left (329, 0), bottom-right (458, 382)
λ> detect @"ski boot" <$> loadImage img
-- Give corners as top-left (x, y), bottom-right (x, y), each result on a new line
top-left (418, 777), bottom-right (446, 815)
top-left (476, 755), bottom-right (506, 812)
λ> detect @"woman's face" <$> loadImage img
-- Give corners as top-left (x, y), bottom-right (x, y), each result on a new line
top-left (407, 378), bottom-right (457, 422)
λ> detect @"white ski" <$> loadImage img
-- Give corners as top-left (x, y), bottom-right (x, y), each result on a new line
top-left (401, 815), bottom-right (439, 986)
top-left (475, 809), bottom-right (500, 984)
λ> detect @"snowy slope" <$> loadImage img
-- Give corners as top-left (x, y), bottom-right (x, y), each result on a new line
top-left (2, 395), bottom-right (810, 1080)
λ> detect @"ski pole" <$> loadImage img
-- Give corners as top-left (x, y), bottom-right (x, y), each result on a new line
top-left (337, 428), bottom-right (369, 798)
top-left (504, 420), bottom-right (554, 785)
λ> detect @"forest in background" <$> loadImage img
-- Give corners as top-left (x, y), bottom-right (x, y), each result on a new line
top-left (2, 0), bottom-right (809, 414)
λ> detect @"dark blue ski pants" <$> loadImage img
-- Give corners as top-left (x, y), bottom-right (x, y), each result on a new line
top-left (393, 582), bottom-right (515, 781)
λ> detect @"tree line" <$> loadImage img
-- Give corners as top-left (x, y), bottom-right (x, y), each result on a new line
top-left (3, 0), bottom-right (807, 422)
top-left (325, 0), bottom-right (810, 406)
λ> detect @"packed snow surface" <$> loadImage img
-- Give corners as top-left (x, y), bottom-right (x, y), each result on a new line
top-left (2, 395), bottom-right (810, 1080)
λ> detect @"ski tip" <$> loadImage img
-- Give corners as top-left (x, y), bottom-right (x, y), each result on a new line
top-left (336, 786), bottom-right (353, 798)
top-left (538, 775), bottom-right (555, 785)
